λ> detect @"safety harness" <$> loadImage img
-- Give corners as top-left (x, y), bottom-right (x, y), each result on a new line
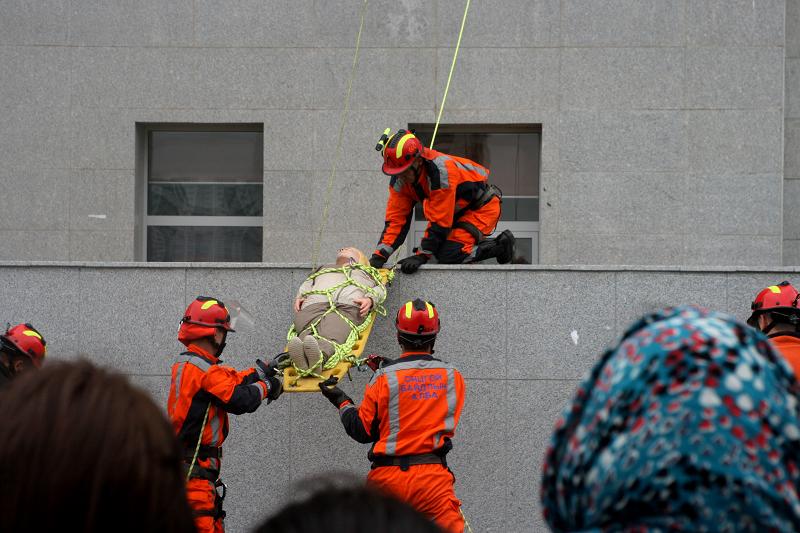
top-left (452, 183), bottom-right (503, 244)
top-left (287, 263), bottom-right (393, 379)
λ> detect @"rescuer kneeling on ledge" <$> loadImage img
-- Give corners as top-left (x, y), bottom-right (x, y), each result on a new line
top-left (319, 299), bottom-right (466, 533)
top-left (369, 128), bottom-right (515, 274)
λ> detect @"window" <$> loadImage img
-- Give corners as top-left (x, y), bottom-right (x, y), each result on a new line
top-left (138, 124), bottom-right (263, 262)
top-left (409, 124), bottom-right (541, 264)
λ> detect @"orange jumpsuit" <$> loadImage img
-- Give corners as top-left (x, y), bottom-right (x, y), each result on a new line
top-left (770, 334), bottom-right (800, 380)
top-left (338, 352), bottom-right (466, 533)
top-left (167, 345), bottom-right (269, 533)
top-left (373, 147), bottom-right (501, 264)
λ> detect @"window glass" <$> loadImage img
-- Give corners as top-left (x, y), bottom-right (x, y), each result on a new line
top-left (148, 183), bottom-right (263, 216)
top-left (147, 226), bottom-right (263, 262)
top-left (149, 131), bottom-right (263, 183)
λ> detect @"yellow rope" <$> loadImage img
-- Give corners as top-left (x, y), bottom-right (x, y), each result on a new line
top-left (460, 507), bottom-right (474, 533)
top-left (430, 0), bottom-right (471, 150)
top-left (311, 0), bottom-right (369, 270)
top-left (185, 404), bottom-right (211, 483)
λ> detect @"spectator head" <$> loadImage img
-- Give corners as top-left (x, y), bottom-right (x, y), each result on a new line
top-left (0, 360), bottom-right (195, 533)
top-left (541, 306), bottom-right (800, 532)
top-left (255, 475), bottom-right (443, 533)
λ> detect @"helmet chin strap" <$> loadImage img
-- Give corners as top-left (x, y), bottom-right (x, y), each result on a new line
top-left (210, 330), bottom-right (228, 357)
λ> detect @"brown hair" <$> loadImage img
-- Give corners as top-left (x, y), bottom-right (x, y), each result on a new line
top-left (0, 360), bottom-right (194, 533)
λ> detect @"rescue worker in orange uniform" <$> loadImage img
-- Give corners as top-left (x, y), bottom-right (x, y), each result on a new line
top-left (369, 128), bottom-right (515, 274)
top-left (0, 323), bottom-right (46, 390)
top-left (319, 298), bottom-right (466, 532)
top-left (168, 296), bottom-right (283, 533)
top-left (748, 281), bottom-right (800, 378)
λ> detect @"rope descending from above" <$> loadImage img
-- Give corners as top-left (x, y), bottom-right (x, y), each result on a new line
top-left (286, 264), bottom-right (394, 381)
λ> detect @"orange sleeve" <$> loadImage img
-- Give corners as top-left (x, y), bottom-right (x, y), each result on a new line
top-left (375, 184), bottom-right (416, 260)
top-left (419, 185), bottom-right (456, 256)
top-left (202, 365), bottom-right (266, 414)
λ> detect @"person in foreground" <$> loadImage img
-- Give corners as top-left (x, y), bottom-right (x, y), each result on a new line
top-left (254, 476), bottom-right (443, 533)
top-left (748, 280), bottom-right (800, 378)
top-left (289, 246), bottom-right (386, 371)
top-left (319, 299), bottom-right (466, 533)
top-left (541, 305), bottom-right (800, 532)
top-left (0, 360), bottom-right (195, 533)
top-left (0, 322), bottom-right (46, 389)
top-left (168, 296), bottom-right (283, 533)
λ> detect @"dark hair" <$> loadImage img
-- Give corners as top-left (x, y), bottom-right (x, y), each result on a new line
top-left (0, 360), bottom-right (195, 533)
top-left (255, 476), bottom-right (443, 533)
top-left (397, 336), bottom-right (436, 354)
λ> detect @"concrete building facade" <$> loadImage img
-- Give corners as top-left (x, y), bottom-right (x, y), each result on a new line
top-left (0, 0), bottom-right (794, 266)
top-left (2, 1), bottom-right (800, 532)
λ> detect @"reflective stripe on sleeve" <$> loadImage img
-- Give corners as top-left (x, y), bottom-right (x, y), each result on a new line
top-left (377, 243), bottom-right (394, 256)
top-left (454, 161), bottom-right (488, 177)
top-left (434, 367), bottom-right (458, 447)
top-left (208, 410), bottom-right (222, 447)
top-left (431, 156), bottom-right (450, 189)
top-left (385, 371), bottom-right (401, 455)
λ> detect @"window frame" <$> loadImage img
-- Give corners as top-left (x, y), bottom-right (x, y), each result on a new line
top-left (137, 123), bottom-right (264, 262)
top-left (406, 123), bottom-right (542, 264)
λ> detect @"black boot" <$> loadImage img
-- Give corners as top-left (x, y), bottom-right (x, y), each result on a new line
top-left (473, 230), bottom-right (516, 264)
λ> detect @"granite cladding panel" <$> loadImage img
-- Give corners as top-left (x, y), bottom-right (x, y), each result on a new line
top-left (560, 111), bottom-right (688, 172)
top-left (507, 379), bottom-right (580, 532)
top-left (0, 0), bottom-right (69, 44)
top-left (686, 46), bottom-right (784, 109)
top-left (686, 0), bottom-right (785, 46)
top-left (0, 169), bottom-right (70, 231)
top-left (560, 47), bottom-right (684, 110)
top-left (561, 0), bottom-right (684, 46)
top-left (0, 267), bottom-right (81, 359)
top-left (506, 271), bottom-right (616, 379)
top-left (77, 267), bottom-right (186, 374)
top-left (614, 272), bottom-right (729, 334)
top-left (68, 0), bottom-right (194, 46)
top-left (436, 0), bottom-right (560, 47)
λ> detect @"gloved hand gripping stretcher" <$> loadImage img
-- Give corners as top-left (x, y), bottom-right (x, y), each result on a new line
top-left (280, 262), bottom-right (393, 392)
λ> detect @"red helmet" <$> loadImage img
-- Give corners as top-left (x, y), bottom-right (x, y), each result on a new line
top-left (1, 323), bottom-right (46, 368)
top-left (378, 129), bottom-right (423, 176)
top-left (178, 296), bottom-right (234, 346)
top-left (396, 298), bottom-right (440, 346)
top-left (748, 281), bottom-right (800, 329)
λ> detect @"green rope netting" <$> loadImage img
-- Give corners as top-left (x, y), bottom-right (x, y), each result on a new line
top-left (286, 264), bottom-right (394, 380)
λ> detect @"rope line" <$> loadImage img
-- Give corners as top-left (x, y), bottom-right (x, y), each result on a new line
top-left (185, 404), bottom-right (211, 483)
top-left (311, 0), bottom-right (369, 270)
top-left (430, 0), bottom-right (471, 149)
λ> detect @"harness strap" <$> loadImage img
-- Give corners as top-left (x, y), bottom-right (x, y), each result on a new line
top-left (184, 462), bottom-right (219, 482)
top-left (370, 453), bottom-right (447, 472)
top-left (452, 221), bottom-right (484, 244)
top-left (453, 183), bottom-right (502, 222)
top-left (184, 445), bottom-right (223, 461)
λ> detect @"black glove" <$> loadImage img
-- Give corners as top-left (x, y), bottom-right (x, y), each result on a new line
top-left (369, 253), bottom-right (387, 269)
top-left (263, 375), bottom-right (283, 403)
top-left (256, 353), bottom-right (288, 379)
top-left (318, 376), bottom-right (352, 408)
top-left (398, 254), bottom-right (428, 274)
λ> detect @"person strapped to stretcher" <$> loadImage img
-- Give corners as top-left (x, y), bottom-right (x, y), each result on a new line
top-left (287, 247), bottom-right (389, 376)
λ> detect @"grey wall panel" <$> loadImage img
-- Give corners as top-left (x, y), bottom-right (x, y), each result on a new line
top-left (6, 265), bottom-right (800, 530)
top-left (555, 233), bottom-right (686, 266)
top-left (68, 0), bottom-right (194, 46)
top-left (561, 0), bottom-right (684, 46)
top-left (687, 0), bottom-right (785, 46)
top-left (0, 266), bottom-right (81, 357)
top-left (77, 267), bottom-right (186, 373)
top-left (686, 174), bottom-right (782, 236)
top-left (69, 170), bottom-right (135, 232)
top-left (0, 169), bottom-right (70, 231)
top-left (688, 109), bottom-right (783, 174)
top-left (69, 230), bottom-right (135, 262)
top-left (506, 271), bottom-right (616, 380)
top-left (0, 0), bottom-right (68, 45)
top-left (786, 180), bottom-right (800, 240)
top-left (434, 48), bottom-right (560, 111)
top-left (0, 46), bottom-right (71, 108)
top-left (785, 119), bottom-right (800, 179)
top-left (560, 111), bottom-right (688, 173)
top-left (507, 379), bottom-right (579, 533)
top-left (437, 0), bottom-right (559, 48)
top-left (683, 235), bottom-right (783, 266)
top-left (0, 106), bottom-right (72, 171)
top-left (561, 48), bottom-right (684, 110)
top-left (686, 47), bottom-right (784, 109)
top-left (789, 0), bottom-right (800, 58)
top-left (195, 0), bottom-right (314, 47)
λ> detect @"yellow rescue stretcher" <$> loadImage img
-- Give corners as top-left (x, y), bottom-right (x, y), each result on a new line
top-left (282, 268), bottom-right (391, 392)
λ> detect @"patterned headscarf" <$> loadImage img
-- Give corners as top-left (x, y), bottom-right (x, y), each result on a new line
top-left (541, 306), bottom-right (800, 532)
